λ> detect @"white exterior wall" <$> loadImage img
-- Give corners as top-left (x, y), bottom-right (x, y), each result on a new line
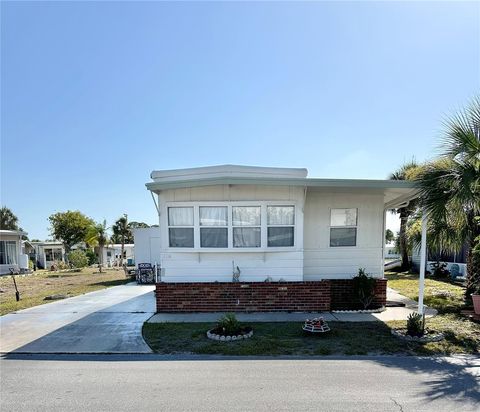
top-left (33, 243), bottom-right (65, 269)
top-left (157, 185), bottom-right (305, 282)
top-left (303, 191), bottom-right (385, 279)
top-left (102, 244), bottom-right (135, 266)
top-left (0, 233), bottom-right (23, 275)
top-left (133, 228), bottom-right (162, 267)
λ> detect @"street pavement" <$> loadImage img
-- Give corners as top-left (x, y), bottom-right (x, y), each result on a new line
top-left (1, 354), bottom-right (478, 411)
top-left (0, 283), bottom-right (155, 353)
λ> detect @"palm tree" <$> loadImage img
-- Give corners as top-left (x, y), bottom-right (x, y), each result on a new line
top-left (0, 206), bottom-right (19, 230)
top-left (112, 215), bottom-right (129, 266)
top-left (85, 220), bottom-right (109, 272)
top-left (416, 96), bottom-right (480, 297)
top-left (389, 160), bottom-right (420, 270)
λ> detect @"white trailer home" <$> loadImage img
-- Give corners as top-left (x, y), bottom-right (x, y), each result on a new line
top-left (143, 165), bottom-right (418, 312)
top-left (0, 230), bottom-right (29, 275)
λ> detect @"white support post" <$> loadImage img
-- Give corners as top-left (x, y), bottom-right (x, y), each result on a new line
top-left (418, 210), bottom-right (428, 315)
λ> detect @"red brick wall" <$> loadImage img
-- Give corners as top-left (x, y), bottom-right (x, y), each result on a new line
top-left (155, 279), bottom-right (387, 312)
top-left (155, 281), bottom-right (331, 312)
top-left (330, 279), bottom-right (387, 310)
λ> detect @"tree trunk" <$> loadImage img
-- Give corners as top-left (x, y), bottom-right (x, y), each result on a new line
top-left (399, 210), bottom-right (409, 271)
top-left (466, 234), bottom-right (480, 300)
top-left (99, 245), bottom-right (104, 273)
top-left (120, 238), bottom-right (125, 267)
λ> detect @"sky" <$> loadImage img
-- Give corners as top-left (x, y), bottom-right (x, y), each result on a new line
top-left (1, 1), bottom-right (479, 240)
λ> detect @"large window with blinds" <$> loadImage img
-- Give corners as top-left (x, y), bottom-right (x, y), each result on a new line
top-left (166, 204), bottom-right (295, 249)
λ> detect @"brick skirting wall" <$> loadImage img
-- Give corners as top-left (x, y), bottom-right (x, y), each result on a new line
top-left (330, 279), bottom-right (387, 310)
top-left (155, 279), bottom-right (387, 312)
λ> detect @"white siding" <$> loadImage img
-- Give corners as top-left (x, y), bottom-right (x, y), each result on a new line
top-left (133, 228), bottom-right (161, 266)
top-left (148, 185), bottom-right (386, 282)
top-left (303, 191), bottom-right (384, 279)
top-left (157, 185), bottom-right (305, 282)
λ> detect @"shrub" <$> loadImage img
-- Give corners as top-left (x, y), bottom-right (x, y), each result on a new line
top-left (85, 249), bottom-right (98, 265)
top-left (216, 313), bottom-right (242, 336)
top-left (55, 260), bottom-right (70, 270)
top-left (406, 312), bottom-right (424, 337)
top-left (67, 250), bottom-right (88, 268)
top-left (352, 268), bottom-right (376, 309)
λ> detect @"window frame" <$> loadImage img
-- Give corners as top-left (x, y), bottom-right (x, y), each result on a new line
top-left (167, 206), bottom-right (195, 248)
top-left (266, 206), bottom-right (295, 247)
top-left (199, 206), bottom-right (229, 248)
top-left (329, 208), bottom-right (358, 248)
top-left (0, 240), bottom-right (18, 265)
top-left (164, 201), bottom-right (297, 251)
top-left (232, 206), bottom-right (261, 248)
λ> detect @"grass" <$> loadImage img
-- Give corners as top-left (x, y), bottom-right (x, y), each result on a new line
top-left (385, 270), bottom-right (466, 314)
top-left (143, 321), bottom-right (407, 356)
top-left (143, 271), bottom-right (479, 356)
top-left (0, 267), bottom-right (130, 315)
top-left (143, 318), bottom-right (479, 356)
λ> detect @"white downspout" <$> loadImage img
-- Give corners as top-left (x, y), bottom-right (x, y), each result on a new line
top-left (418, 210), bottom-right (428, 315)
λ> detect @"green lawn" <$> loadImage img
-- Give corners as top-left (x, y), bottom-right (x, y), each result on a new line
top-left (143, 271), bottom-right (479, 356)
top-left (0, 267), bottom-right (130, 315)
top-left (385, 270), bottom-right (466, 314)
top-left (143, 318), bottom-right (479, 356)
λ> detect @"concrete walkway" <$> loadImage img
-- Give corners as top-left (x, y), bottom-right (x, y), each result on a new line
top-left (0, 283), bottom-right (155, 354)
top-left (148, 287), bottom-right (437, 323)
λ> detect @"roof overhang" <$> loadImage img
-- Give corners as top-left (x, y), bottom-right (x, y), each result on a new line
top-left (0, 229), bottom-right (28, 237)
top-left (146, 165), bottom-right (419, 208)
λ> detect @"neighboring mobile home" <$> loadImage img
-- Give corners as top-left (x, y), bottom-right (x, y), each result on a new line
top-left (32, 241), bottom-right (65, 270)
top-left (100, 244), bottom-right (135, 267)
top-left (0, 230), bottom-right (29, 275)
top-left (143, 165), bottom-right (418, 312)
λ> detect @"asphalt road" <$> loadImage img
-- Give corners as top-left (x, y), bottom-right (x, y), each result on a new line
top-left (1, 355), bottom-right (479, 411)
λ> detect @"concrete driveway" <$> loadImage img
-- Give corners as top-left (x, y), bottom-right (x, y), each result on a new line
top-left (0, 283), bottom-right (155, 353)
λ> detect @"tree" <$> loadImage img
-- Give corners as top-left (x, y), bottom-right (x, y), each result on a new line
top-left (48, 211), bottom-right (94, 255)
top-left (85, 220), bottom-right (109, 272)
top-left (112, 214), bottom-right (130, 266)
top-left (385, 229), bottom-right (395, 244)
top-left (416, 96), bottom-right (480, 298)
top-left (128, 221), bottom-right (150, 229)
top-left (0, 206), bottom-right (19, 230)
top-left (389, 160), bottom-right (420, 270)
top-left (68, 250), bottom-right (89, 268)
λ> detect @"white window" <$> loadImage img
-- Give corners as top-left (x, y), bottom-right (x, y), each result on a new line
top-left (232, 206), bottom-right (261, 248)
top-left (200, 207), bottom-right (228, 248)
top-left (267, 206), bottom-right (295, 247)
top-left (168, 207), bottom-right (194, 248)
top-left (330, 208), bottom-right (357, 247)
top-left (166, 203), bottom-right (296, 249)
top-left (0, 241), bottom-right (17, 265)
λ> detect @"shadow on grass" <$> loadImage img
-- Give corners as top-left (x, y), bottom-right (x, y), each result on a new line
top-left (89, 278), bottom-right (131, 288)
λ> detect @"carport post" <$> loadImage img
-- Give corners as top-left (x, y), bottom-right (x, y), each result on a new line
top-left (418, 210), bottom-right (428, 315)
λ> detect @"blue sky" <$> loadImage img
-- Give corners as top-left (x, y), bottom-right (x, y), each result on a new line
top-left (1, 1), bottom-right (479, 240)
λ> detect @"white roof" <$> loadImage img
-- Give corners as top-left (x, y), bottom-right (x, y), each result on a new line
top-left (0, 229), bottom-right (27, 237)
top-left (146, 164), bottom-right (418, 208)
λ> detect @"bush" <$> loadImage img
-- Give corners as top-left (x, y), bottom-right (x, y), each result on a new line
top-left (352, 268), bottom-right (376, 309)
top-left (85, 249), bottom-right (98, 265)
top-left (55, 260), bottom-right (70, 270)
top-left (67, 250), bottom-right (88, 268)
top-left (406, 312), bottom-right (424, 337)
top-left (216, 313), bottom-right (242, 336)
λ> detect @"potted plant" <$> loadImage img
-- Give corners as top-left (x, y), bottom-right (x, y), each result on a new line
top-left (472, 285), bottom-right (480, 315)
top-left (207, 313), bottom-right (253, 341)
